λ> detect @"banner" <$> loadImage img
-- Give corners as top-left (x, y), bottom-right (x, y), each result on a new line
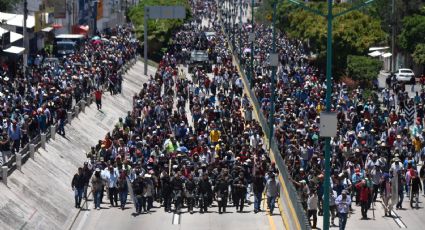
top-left (97, 0), bottom-right (103, 20)
top-left (54, 0), bottom-right (66, 18)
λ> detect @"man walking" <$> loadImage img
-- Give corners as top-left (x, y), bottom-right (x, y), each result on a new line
top-left (198, 173), bottom-right (212, 213)
top-left (214, 175), bottom-right (230, 214)
top-left (94, 88), bottom-right (103, 110)
top-left (72, 167), bottom-right (85, 208)
top-left (91, 168), bottom-right (104, 210)
top-left (133, 173), bottom-right (144, 214)
top-left (252, 172), bottom-right (265, 213)
top-left (265, 173), bottom-right (279, 215)
top-left (307, 189), bottom-right (318, 229)
top-left (103, 166), bottom-right (119, 207)
top-left (233, 172), bottom-right (248, 212)
top-left (335, 190), bottom-right (351, 230)
top-left (356, 179), bottom-right (371, 219)
top-left (380, 173), bottom-right (393, 216)
top-left (185, 174), bottom-right (196, 214)
top-left (410, 169), bottom-right (422, 209)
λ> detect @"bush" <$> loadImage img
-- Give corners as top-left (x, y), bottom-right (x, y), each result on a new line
top-left (346, 55), bottom-right (382, 88)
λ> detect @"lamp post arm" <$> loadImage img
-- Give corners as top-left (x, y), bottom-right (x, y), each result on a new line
top-left (333, 0), bottom-right (376, 18)
top-left (286, 0), bottom-right (326, 17)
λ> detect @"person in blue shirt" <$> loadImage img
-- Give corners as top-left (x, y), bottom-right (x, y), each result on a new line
top-left (8, 121), bottom-right (21, 154)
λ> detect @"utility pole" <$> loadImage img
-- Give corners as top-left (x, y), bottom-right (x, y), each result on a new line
top-left (93, 0), bottom-right (98, 35)
top-left (250, 0), bottom-right (254, 87)
top-left (22, 0), bottom-right (28, 74)
top-left (239, 0), bottom-right (242, 58)
top-left (144, 6), bottom-right (148, 75)
top-left (268, 0), bottom-right (277, 151)
top-left (391, 0), bottom-right (396, 73)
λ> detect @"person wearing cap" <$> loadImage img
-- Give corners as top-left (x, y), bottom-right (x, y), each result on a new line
top-left (142, 173), bottom-right (154, 213)
top-left (351, 168), bottom-right (363, 205)
top-left (91, 168), bottom-right (105, 210)
top-left (307, 188), bottom-right (318, 229)
top-left (410, 169), bottom-right (422, 209)
top-left (391, 156), bottom-right (404, 209)
top-left (326, 189), bottom-right (338, 226)
top-left (380, 173), bottom-right (393, 216)
top-left (335, 190), bottom-right (351, 229)
top-left (355, 179), bottom-right (371, 219)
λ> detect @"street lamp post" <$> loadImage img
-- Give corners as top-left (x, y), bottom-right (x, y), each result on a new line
top-left (232, 8), bottom-right (236, 49)
top-left (92, 0), bottom-right (98, 36)
top-left (285, 1), bottom-right (377, 229)
top-left (250, 0), bottom-right (254, 87)
top-left (268, 0), bottom-right (277, 150)
top-left (239, 0), bottom-right (242, 59)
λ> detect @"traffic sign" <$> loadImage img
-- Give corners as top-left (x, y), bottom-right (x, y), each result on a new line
top-left (146, 6), bottom-right (186, 19)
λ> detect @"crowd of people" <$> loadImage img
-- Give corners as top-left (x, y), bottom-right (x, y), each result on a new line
top-left (219, 0), bottom-right (425, 229)
top-left (72, 0), bottom-right (281, 218)
top-left (0, 25), bottom-right (138, 166)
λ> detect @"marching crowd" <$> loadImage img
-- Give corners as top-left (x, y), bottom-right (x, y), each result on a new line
top-left (72, 0), bottom-right (281, 218)
top-left (220, 0), bottom-right (425, 229)
top-left (0, 25), bottom-right (138, 165)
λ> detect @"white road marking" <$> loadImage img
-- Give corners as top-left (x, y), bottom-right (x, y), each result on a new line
top-left (391, 210), bottom-right (407, 228)
top-left (75, 201), bottom-right (94, 230)
top-left (172, 213), bottom-right (181, 225)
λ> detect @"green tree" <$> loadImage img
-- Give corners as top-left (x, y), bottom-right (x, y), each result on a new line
top-left (347, 55), bottom-right (382, 88)
top-left (413, 43), bottom-right (425, 66)
top-left (398, 13), bottom-right (425, 53)
top-left (0, 0), bottom-right (19, 12)
top-left (128, 0), bottom-right (191, 60)
top-left (273, 1), bottom-right (386, 76)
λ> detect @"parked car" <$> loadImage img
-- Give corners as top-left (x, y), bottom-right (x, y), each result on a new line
top-left (395, 68), bottom-right (415, 83)
top-left (188, 50), bottom-right (212, 73)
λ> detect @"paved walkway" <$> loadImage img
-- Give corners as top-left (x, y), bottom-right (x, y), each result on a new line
top-left (0, 60), bottom-right (156, 230)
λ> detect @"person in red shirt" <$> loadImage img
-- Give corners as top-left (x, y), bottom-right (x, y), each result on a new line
top-left (94, 89), bottom-right (103, 110)
top-left (356, 180), bottom-right (371, 219)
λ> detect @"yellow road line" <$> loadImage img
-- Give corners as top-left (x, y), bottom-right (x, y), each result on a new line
top-left (225, 35), bottom-right (301, 230)
top-left (263, 193), bottom-right (277, 230)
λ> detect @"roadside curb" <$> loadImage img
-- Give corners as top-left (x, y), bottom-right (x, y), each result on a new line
top-left (66, 191), bottom-right (92, 230)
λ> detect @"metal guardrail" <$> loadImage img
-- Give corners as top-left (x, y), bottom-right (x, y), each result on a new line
top-left (235, 54), bottom-right (310, 230)
top-left (0, 56), bottom-right (139, 181)
top-left (220, 23), bottom-right (310, 229)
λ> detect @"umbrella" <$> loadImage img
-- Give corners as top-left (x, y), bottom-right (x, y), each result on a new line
top-left (101, 37), bottom-right (109, 42)
top-left (91, 36), bottom-right (101, 40)
top-left (92, 40), bottom-right (102, 45)
top-left (176, 146), bottom-right (188, 153)
top-left (52, 23), bottom-right (63, 29)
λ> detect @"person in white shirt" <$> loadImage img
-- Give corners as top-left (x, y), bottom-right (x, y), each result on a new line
top-left (265, 173), bottom-right (279, 215)
top-left (102, 166), bottom-right (119, 207)
top-left (335, 190), bottom-right (351, 230)
top-left (307, 190), bottom-right (318, 229)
